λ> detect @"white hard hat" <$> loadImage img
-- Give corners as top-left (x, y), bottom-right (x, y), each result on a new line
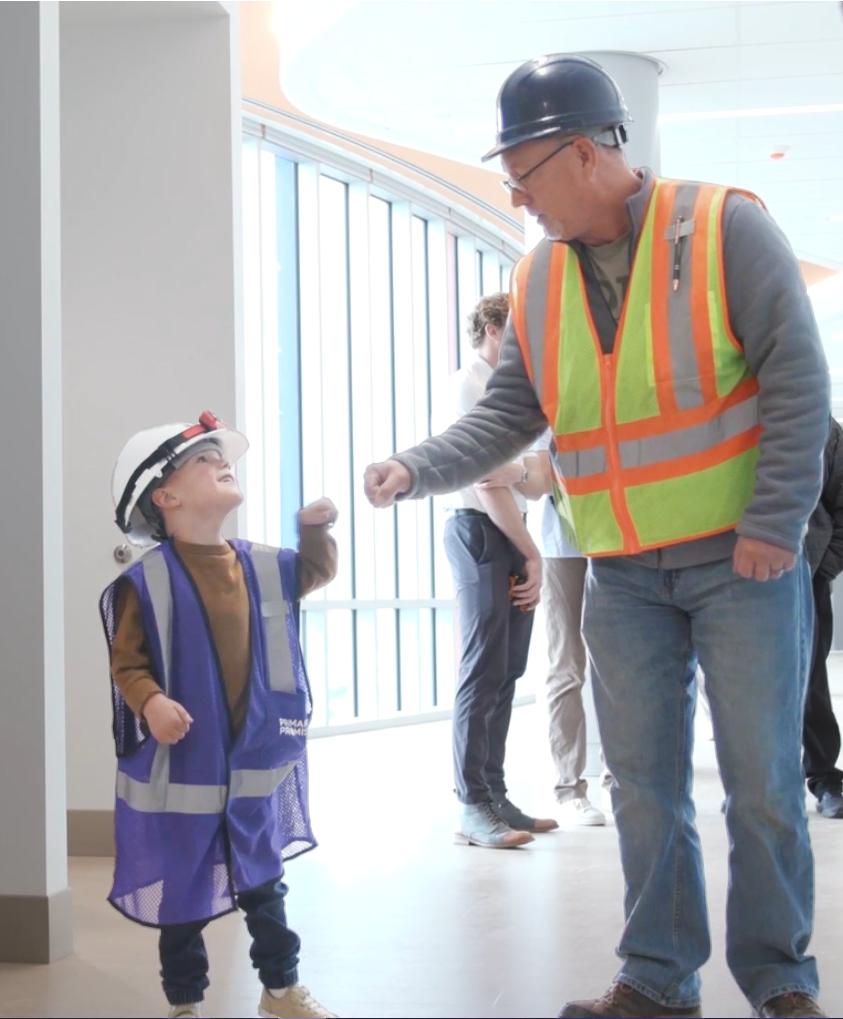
top-left (112, 410), bottom-right (248, 546)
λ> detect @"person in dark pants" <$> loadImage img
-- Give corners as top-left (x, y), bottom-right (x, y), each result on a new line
top-left (442, 293), bottom-right (557, 848)
top-left (803, 415), bottom-right (843, 819)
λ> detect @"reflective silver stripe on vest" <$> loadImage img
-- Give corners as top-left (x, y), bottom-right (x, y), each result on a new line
top-left (665, 182), bottom-right (708, 411)
top-left (522, 241), bottom-right (554, 398)
top-left (117, 762), bottom-right (298, 812)
top-left (137, 552), bottom-right (175, 809)
top-left (249, 544), bottom-right (296, 693)
top-left (619, 394), bottom-right (758, 469)
top-left (116, 769), bottom-right (227, 814)
top-left (229, 762), bottom-right (297, 799)
top-left (141, 548), bottom-right (172, 695)
top-left (554, 446), bottom-right (607, 478)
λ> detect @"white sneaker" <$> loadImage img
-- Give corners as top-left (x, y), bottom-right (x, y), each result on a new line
top-left (167, 1005), bottom-right (202, 1019)
top-left (259, 985), bottom-right (338, 1018)
top-left (557, 796), bottom-right (606, 827)
top-left (600, 785), bottom-right (614, 815)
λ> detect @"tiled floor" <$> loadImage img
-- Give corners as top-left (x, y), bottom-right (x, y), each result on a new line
top-left (3, 668), bottom-right (843, 1019)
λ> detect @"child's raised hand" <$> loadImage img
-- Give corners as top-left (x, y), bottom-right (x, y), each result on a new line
top-left (143, 693), bottom-right (193, 744)
top-left (298, 498), bottom-right (338, 528)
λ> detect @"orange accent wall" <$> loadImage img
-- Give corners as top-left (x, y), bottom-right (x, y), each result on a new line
top-left (238, 1), bottom-right (522, 246)
top-left (239, 2), bottom-right (830, 287)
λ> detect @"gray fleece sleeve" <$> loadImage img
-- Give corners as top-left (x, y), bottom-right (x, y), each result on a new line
top-left (394, 321), bottom-right (549, 498)
top-left (724, 196), bottom-right (829, 552)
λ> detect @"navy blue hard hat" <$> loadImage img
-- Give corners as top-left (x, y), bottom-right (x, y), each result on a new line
top-left (482, 54), bottom-right (631, 161)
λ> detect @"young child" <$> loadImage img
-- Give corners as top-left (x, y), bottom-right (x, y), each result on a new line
top-left (101, 411), bottom-right (338, 1019)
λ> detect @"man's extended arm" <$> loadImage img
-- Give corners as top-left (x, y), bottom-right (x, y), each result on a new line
top-left (392, 322), bottom-right (548, 499)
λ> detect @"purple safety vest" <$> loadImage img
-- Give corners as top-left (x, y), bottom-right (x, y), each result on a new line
top-left (99, 539), bottom-right (315, 927)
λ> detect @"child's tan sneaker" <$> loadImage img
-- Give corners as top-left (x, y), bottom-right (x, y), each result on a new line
top-left (259, 985), bottom-right (338, 1018)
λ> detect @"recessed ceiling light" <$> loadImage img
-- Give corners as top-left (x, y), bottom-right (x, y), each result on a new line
top-left (660, 103), bottom-right (843, 123)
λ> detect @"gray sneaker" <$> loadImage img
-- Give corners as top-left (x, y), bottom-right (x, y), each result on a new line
top-left (454, 802), bottom-right (534, 848)
top-left (493, 795), bottom-right (559, 832)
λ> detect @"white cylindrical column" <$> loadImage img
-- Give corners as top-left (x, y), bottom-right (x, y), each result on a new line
top-left (60, 2), bottom-right (242, 848)
top-left (0, 0), bottom-right (71, 963)
top-left (581, 50), bottom-right (663, 173)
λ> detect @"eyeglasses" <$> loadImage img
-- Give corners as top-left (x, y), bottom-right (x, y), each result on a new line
top-left (500, 136), bottom-right (580, 195)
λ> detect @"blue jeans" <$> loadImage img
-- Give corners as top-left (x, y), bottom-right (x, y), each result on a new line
top-left (582, 554), bottom-right (817, 1011)
top-left (159, 877), bottom-right (299, 1005)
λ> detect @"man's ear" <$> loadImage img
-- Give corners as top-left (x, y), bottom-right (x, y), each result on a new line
top-left (574, 136), bottom-right (598, 173)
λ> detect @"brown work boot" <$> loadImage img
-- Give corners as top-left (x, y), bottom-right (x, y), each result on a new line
top-left (558, 981), bottom-right (702, 1018)
top-left (756, 992), bottom-right (826, 1017)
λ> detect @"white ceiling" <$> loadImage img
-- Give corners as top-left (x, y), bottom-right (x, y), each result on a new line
top-left (278, 0), bottom-right (843, 268)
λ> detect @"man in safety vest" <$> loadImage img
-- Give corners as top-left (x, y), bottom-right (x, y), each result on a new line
top-left (104, 411), bottom-right (338, 1019)
top-left (364, 56), bottom-right (829, 1019)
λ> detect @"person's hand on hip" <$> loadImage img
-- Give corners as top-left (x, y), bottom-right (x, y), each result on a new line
top-left (510, 555), bottom-right (542, 611)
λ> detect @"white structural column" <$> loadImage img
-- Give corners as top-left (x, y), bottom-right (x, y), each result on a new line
top-left (582, 50), bottom-right (662, 173)
top-left (0, 0), bottom-right (71, 963)
top-left (60, 1), bottom-right (242, 848)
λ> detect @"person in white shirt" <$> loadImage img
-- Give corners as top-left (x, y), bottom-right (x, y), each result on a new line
top-left (442, 293), bottom-right (557, 848)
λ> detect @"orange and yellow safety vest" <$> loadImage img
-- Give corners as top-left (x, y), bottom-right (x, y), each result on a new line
top-left (511, 177), bottom-right (763, 556)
